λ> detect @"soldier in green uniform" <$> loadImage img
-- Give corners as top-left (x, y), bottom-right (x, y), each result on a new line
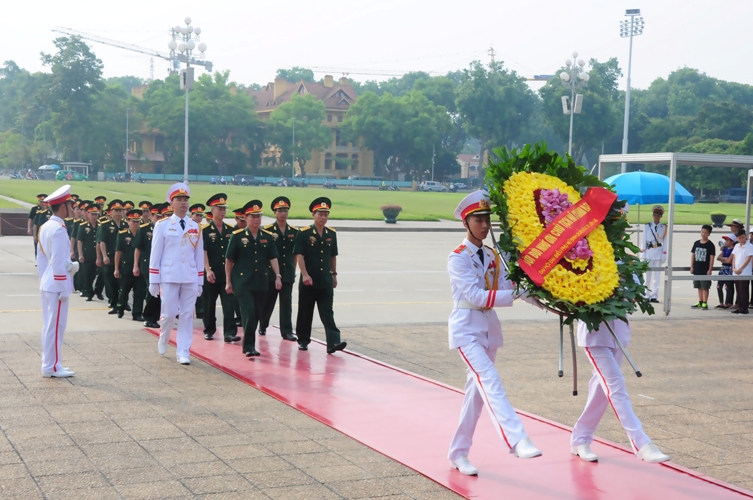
top-left (33, 200), bottom-right (52, 245)
top-left (189, 203), bottom-right (207, 320)
top-left (138, 201), bottom-right (153, 223)
top-left (259, 196), bottom-right (299, 341)
top-left (28, 194), bottom-right (46, 258)
top-left (202, 194), bottom-right (240, 342)
top-left (231, 207), bottom-right (247, 327)
top-left (294, 197), bottom-right (347, 354)
top-left (77, 201), bottom-right (103, 301)
top-left (136, 203), bottom-right (162, 328)
top-left (114, 210), bottom-right (146, 320)
top-left (64, 201), bottom-right (80, 293)
top-left (225, 200), bottom-right (282, 357)
top-left (97, 200), bottom-right (128, 314)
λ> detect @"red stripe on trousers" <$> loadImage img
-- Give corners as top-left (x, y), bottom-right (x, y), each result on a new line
top-left (584, 346), bottom-right (638, 451)
top-left (54, 300), bottom-right (61, 372)
top-left (458, 346), bottom-right (512, 449)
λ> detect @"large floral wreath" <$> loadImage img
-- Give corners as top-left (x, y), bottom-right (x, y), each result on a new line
top-left (486, 142), bottom-right (654, 331)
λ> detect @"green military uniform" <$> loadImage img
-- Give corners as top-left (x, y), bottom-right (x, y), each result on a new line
top-left (77, 216), bottom-right (101, 300)
top-left (70, 215), bottom-right (84, 292)
top-left (259, 220), bottom-right (299, 338)
top-left (34, 206), bottom-right (51, 237)
top-left (115, 216), bottom-right (146, 319)
top-left (226, 202), bottom-right (279, 355)
top-left (135, 209), bottom-right (160, 327)
top-left (202, 197), bottom-right (238, 341)
top-left (29, 198), bottom-right (45, 257)
top-left (97, 201), bottom-right (127, 310)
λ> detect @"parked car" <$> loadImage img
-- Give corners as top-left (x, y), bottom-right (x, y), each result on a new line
top-left (419, 181), bottom-right (448, 192)
top-left (56, 170), bottom-right (89, 181)
top-left (273, 178), bottom-right (305, 187)
top-left (233, 174), bottom-right (264, 186)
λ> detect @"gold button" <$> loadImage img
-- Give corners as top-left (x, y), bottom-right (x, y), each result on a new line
top-left (240, 273), bottom-right (244, 276)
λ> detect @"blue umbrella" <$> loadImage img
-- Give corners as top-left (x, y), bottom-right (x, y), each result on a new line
top-left (603, 171), bottom-right (694, 205)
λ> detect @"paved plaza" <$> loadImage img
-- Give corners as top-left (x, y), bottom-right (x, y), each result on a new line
top-left (0, 229), bottom-right (752, 498)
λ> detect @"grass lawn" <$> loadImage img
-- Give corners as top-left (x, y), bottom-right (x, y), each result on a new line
top-left (0, 180), bottom-right (466, 221)
top-left (0, 197), bottom-right (27, 208)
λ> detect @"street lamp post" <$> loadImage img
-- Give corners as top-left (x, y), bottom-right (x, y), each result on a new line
top-left (168, 17), bottom-right (207, 183)
top-left (125, 107), bottom-right (130, 177)
top-left (559, 52), bottom-right (590, 157)
top-left (292, 118), bottom-right (295, 178)
top-left (620, 9), bottom-right (645, 173)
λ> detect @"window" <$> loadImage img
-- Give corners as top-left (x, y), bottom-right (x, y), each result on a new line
top-left (352, 154), bottom-right (358, 171)
top-left (335, 129), bottom-right (342, 146)
top-left (335, 153), bottom-right (348, 170)
top-left (337, 115), bottom-right (343, 123)
top-left (327, 115), bottom-right (332, 122)
top-left (325, 153), bottom-right (332, 170)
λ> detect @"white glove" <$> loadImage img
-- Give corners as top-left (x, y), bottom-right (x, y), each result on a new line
top-left (149, 284), bottom-right (160, 297)
top-left (66, 260), bottom-right (80, 277)
top-left (197, 285), bottom-right (203, 297)
top-left (59, 290), bottom-right (70, 302)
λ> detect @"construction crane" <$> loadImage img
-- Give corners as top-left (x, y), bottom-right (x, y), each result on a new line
top-left (51, 26), bottom-right (212, 80)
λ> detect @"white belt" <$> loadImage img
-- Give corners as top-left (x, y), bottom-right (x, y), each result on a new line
top-left (454, 300), bottom-right (482, 310)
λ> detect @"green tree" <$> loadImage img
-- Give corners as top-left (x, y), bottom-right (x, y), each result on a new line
top-left (267, 94), bottom-right (332, 176)
top-left (276, 67), bottom-right (315, 82)
top-left (40, 36), bottom-right (105, 162)
top-left (107, 76), bottom-right (144, 93)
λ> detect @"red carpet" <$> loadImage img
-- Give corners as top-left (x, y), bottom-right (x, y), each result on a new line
top-left (144, 326), bottom-right (753, 500)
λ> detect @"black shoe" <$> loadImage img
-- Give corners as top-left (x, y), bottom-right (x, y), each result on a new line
top-left (204, 333), bottom-right (214, 340)
top-left (732, 309), bottom-right (742, 314)
top-left (327, 341), bottom-right (347, 354)
top-left (244, 350), bottom-right (260, 357)
top-left (124, 304), bottom-right (131, 312)
top-left (649, 298), bottom-right (659, 303)
top-left (258, 329), bottom-right (266, 336)
top-left (79, 292), bottom-right (84, 297)
top-left (224, 336), bottom-right (241, 343)
top-left (282, 334), bottom-right (298, 342)
top-left (144, 321), bottom-right (160, 328)
top-left (196, 314), bottom-right (203, 319)
top-left (108, 308), bottom-right (118, 315)
top-left (132, 315), bottom-right (144, 322)
top-left (298, 343), bottom-right (308, 351)
top-left (96, 293), bottom-right (104, 301)
top-left (740, 311), bottom-right (749, 315)
top-left (86, 296), bottom-right (93, 302)
top-left (117, 309), bottom-right (124, 319)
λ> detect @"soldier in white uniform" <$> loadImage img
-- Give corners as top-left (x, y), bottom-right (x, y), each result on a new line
top-left (149, 183), bottom-right (204, 365)
top-left (642, 205), bottom-right (667, 303)
top-left (447, 190), bottom-right (542, 477)
top-left (37, 185), bottom-right (79, 378)
top-left (570, 318), bottom-right (671, 463)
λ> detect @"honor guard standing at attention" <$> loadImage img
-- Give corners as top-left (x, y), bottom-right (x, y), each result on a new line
top-left (293, 197), bottom-right (346, 354)
top-left (190, 203), bottom-right (206, 320)
top-left (37, 185), bottom-right (79, 378)
top-left (446, 190), bottom-right (541, 477)
top-left (98, 200), bottom-right (128, 313)
top-left (642, 205), bottom-right (667, 303)
top-left (149, 184), bottom-right (205, 365)
top-left (77, 201), bottom-right (103, 301)
top-left (225, 200), bottom-right (282, 357)
top-left (114, 210), bottom-right (146, 320)
top-left (136, 203), bottom-right (162, 328)
top-left (202, 193), bottom-right (239, 342)
top-left (259, 196), bottom-right (299, 341)
top-left (28, 194), bottom-right (47, 257)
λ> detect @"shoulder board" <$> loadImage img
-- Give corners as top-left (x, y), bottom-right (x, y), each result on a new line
top-left (64, 217), bottom-right (73, 221)
top-left (453, 244), bottom-right (467, 254)
top-left (200, 221), bottom-right (209, 229)
top-left (288, 224), bottom-right (298, 230)
top-left (80, 221), bottom-right (89, 227)
top-left (261, 229), bottom-right (275, 236)
top-left (263, 223), bottom-right (275, 229)
top-left (233, 228), bottom-right (244, 234)
top-left (119, 229), bottom-right (128, 234)
top-left (300, 226), bottom-right (313, 232)
top-left (326, 226), bottom-right (336, 232)
top-left (98, 217), bottom-right (108, 223)
top-left (154, 218), bottom-right (168, 225)
top-left (140, 222), bottom-right (150, 228)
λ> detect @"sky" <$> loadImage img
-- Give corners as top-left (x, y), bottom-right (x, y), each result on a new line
top-left (4, 0), bottom-right (753, 92)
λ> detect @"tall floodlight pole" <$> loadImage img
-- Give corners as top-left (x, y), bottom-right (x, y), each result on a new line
top-left (168, 17), bottom-right (207, 183)
top-left (559, 52), bottom-right (590, 157)
top-left (620, 9), bottom-right (645, 173)
top-left (125, 107), bottom-right (130, 176)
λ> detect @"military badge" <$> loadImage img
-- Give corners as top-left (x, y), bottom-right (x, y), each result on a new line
top-left (260, 239), bottom-right (267, 244)
top-left (310, 236), bottom-right (317, 244)
top-left (272, 233), bottom-right (279, 240)
top-left (125, 236), bottom-right (132, 244)
top-left (241, 237), bottom-right (249, 245)
top-left (209, 232), bottom-right (217, 242)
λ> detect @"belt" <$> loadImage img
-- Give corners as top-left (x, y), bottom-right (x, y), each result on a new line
top-left (454, 300), bottom-right (486, 310)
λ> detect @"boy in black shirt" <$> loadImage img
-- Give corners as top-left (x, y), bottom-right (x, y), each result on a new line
top-left (690, 224), bottom-right (716, 310)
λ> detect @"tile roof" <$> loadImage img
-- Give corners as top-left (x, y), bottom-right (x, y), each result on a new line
top-left (248, 79), bottom-right (358, 113)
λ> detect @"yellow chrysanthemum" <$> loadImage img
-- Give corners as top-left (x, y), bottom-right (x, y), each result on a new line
top-left (504, 172), bottom-right (619, 304)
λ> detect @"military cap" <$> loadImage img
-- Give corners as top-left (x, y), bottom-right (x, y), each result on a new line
top-left (123, 200), bottom-right (135, 210)
top-left (72, 200), bottom-right (80, 208)
top-left (95, 196), bottom-right (107, 204)
top-left (70, 193), bottom-right (80, 201)
top-left (166, 182), bottom-right (190, 202)
top-left (271, 196), bottom-right (291, 211)
top-left (190, 203), bottom-right (206, 215)
top-left (78, 201), bottom-right (88, 211)
top-left (125, 209), bottom-right (142, 220)
top-left (652, 205), bottom-right (664, 215)
top-left (150, 203), bottom-right (161, 214)
top-left (242, 200), bottom-right (263, 215)
top-left (309, 197), bottom-right (332, 213)
top-left (232, 208), bottom-right (245, 218)
top-left (138, 200), bottom-right (152, 211)
top-left (161, 204), bottom-right (173, 216)
top-left (36, 193), bottom-right (48, 200)
top-left (44, 185), bottom-right (71, 206)
top-left (207, 193), bottom-right (228, 207)
top-left (108, 199), bottom-right (124, 211)
top-left (454, 190), bottom-right (492, 220)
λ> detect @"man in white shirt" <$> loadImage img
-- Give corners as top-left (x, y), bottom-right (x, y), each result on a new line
top-left (642, 206), bottom-right (667, 303)
top-left (731, 229), bottom-right (753, 315)
top-left (149, 183), bottom-right (205, 364)
top-left (37, 185), bottom-right (79, 378)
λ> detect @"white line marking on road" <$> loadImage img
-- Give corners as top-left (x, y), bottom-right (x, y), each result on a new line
top-left (416, 289), bottom-right (442, 291)
top-left (335, 290), bottom-right (364, 292)
top-left (638, 394), bottom-right (655, 400)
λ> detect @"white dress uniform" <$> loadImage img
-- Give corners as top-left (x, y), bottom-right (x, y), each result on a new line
top-left (570, 319), bottom-right (651, 454)
top-left (642, 216), bottom-right (667, 300)
top-left (36, 186), bottom-right (78, 377)
top-left (149, 184), bottom-right (204, 362)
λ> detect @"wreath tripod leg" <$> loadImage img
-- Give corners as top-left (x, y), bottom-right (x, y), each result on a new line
top-left (558, 315), bottom-right (564, 378)
top-left (569, 322), bottom-right (578, 396)
top-left (603, 322), bottom-right (642, 377)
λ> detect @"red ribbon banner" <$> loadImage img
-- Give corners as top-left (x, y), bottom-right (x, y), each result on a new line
top-left (519, 187), bottom-right (617, 286)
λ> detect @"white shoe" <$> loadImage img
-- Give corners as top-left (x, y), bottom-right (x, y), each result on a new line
top-left (42, 369), bottom-right (75, 378)
top-left (177, 356), bottom-right (190, 365)
top-left (450, 455), bottom-right (478, 476)
top-left (637, 442), bottom-right (670, 463)
top-left (158, 340), bottom-right (167, 355)
top-left (571, 444), bottom-right (598, 462)
top-left (513, 437), bottom-right (542, 459)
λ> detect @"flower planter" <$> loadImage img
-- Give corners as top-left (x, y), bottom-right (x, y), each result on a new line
top-left (710, 213), bottom-right (726, 228)
top-left (380, 205), bottom-right (402, 224)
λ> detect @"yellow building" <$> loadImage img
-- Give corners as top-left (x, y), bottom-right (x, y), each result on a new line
top-left (248, 76), bottom-right (374, 178)
top-left (127, 84), bottom-right (166, 173)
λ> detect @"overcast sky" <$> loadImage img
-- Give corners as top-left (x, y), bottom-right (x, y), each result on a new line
top-left (5, 0), bottom-right (753, 92)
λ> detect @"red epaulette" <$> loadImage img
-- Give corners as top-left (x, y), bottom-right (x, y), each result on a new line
top-left (453, 244), bottom-right (466, 254)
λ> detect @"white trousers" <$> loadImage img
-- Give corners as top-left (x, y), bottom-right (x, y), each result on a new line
top-left (448, 341), bottom-right (527, 460)
top-left (645, 259), bottom-right (663, 299)
top-left (571, 346), bottom-right (650, 453)
top-left (159, 282), bottom-right (198, 359)
top-left (40, 291), bottom-right (69, 373)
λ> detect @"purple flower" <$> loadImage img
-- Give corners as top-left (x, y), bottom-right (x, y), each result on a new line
top-left (539, 189), bottom-right (593, 262)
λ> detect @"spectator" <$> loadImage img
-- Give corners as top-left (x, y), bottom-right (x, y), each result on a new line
top-left (690, 224), bottom-right (716, 310)
top-left (731, 229), bottom-right (753, 315)
top-left (715, 234), bottom-right (736, 309)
